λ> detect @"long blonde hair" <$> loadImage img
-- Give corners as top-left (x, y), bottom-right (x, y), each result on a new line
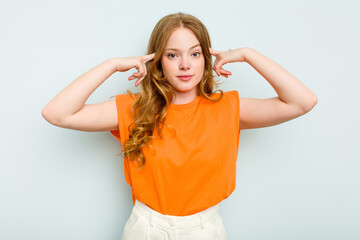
top-left (121, 12), bottom-right (224, 169)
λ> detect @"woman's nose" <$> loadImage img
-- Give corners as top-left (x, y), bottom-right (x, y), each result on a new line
top-left (179, 57), bottom-right (190, 70)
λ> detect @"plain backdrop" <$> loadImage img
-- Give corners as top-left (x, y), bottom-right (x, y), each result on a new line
top-left (1, 0), bottom-right (359, 239)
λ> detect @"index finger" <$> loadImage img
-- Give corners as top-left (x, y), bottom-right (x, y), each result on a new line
top-left (209, 48), bottom-right (220, 56)
top-left (143, 53), bottom-right (155, 62)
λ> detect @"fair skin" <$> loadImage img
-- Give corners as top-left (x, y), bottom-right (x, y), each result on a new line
top-left (41, 55), bottom-right (154, 132)
top-left (42, 27), bottom-right (317, 132)
top-left (161, 27), bottom-right (204, 105)
top-left (210, 47), bottom-right (318, 129)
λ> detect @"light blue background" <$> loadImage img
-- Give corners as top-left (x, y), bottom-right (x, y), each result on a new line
top-left (1, 0), bottom-right (359, 239)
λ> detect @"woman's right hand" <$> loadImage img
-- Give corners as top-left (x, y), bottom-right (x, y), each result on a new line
top-left (113, 53), bottom-right (155, 87)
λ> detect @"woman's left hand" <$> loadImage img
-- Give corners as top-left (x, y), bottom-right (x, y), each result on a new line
top-left (210, 47), bottom-right (248, 78)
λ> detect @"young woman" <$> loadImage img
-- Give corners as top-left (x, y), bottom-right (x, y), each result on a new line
top-left (42, 12), bottom-right (317, 240)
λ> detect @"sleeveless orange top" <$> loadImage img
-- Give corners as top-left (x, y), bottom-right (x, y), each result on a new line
top-left (110, 90), bottom-right (241, 216)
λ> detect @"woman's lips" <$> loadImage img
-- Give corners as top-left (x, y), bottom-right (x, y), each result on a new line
top-left (177, 75), bottom-right (193, 81)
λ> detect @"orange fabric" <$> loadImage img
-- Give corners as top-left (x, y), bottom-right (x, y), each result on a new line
top-left (110, 90), bottom-right (241, 216)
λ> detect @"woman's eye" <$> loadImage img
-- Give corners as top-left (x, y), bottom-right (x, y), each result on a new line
top-left (192, 52), bottom-right (201, 57)
top-left (167, 53), bottom-right (176, 58)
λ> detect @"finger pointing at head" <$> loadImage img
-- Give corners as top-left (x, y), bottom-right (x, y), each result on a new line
top-left (209, 48), bottom-right (219, 56)
top-left (143, 53), bottom-right (155, 62)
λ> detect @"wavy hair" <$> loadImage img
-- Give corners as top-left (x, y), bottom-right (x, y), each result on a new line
top-left (121, 12), bottom-right (224, 169)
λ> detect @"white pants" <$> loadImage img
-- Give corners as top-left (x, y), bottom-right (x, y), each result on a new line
top-left (121, 199), bottom-right (228, 240)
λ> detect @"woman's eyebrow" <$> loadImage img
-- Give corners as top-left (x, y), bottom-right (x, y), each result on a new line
top-left (164, 44), bottom-right (201, 51)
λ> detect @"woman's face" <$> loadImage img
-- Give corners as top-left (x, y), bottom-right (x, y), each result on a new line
top-left (161, 27), bottom-right (205, 98)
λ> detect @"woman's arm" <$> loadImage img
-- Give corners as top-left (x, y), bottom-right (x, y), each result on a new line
top-left (41, 54), bottom-right (154, 131)
top-left (210, 47), bottom-right (318, 130)
top-left (42, 59), bottom-right (117, 126)
top-left (243, 47), bottom-right (318, 111)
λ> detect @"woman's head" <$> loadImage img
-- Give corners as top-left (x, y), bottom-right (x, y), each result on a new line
top-left (145, 12), bottom-right (215, 101)
top-left (160, 27), bottom-right (204, 98)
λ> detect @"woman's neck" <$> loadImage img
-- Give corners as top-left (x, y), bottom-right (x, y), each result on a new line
top-left (171, 90), bottom-right (198, 105)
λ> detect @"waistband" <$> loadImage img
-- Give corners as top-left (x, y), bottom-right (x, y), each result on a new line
top-left (133, 199), bottom-right (220, 229)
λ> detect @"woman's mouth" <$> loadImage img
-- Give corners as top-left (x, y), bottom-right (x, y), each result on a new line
top-left (177, 75), bottom-right (193, 81)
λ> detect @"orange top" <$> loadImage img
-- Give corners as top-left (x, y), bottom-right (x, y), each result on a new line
top-left (110, 90), bottom-right (241, 216)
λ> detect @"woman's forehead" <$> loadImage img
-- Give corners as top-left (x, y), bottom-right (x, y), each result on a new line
top-left (164, 43), bottom-right (201, 52)
top-left (164, 28), bottom-right (200, 50)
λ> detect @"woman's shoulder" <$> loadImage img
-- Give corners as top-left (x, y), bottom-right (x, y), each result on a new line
top-left (113, 91), bottom-right (139, 103)
top-left (224, 89), bottom-right (239, 96)
top-left (210, 89), bottom-right (239, 100)
top-left (200, 90), bottom-right (239, 107)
